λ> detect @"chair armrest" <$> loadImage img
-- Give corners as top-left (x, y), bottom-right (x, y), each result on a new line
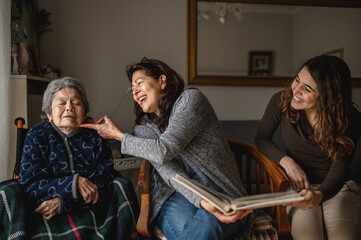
top-left (227, 139), bottom-right (291, 236)
top-left (250, 147), bottom-right (291, 235)
top-left (138, 159), bottom-right (152, 194)
top-left (136, 159), bottom-right (152, 238)
top-left (227, 139), bottom-right (289, 191)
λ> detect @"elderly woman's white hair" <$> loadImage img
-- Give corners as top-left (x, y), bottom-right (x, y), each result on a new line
top-left (41, 77), bottom-right (90, 120)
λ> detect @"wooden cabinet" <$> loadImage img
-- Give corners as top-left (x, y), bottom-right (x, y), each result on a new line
top-left (8, 75), bottom-right (50, 178)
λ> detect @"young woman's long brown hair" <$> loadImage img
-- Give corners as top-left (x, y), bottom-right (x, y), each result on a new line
top-left (280, 55), bottom-right (354, 160)
top-left (127, 58), bottom-right (185, 132)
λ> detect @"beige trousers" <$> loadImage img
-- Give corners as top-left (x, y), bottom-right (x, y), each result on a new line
top-left (286, 180), bottom-right (361, 240)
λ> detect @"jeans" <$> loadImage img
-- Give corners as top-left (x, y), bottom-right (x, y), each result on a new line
top-left (157, 192), bottom-right (244, 240)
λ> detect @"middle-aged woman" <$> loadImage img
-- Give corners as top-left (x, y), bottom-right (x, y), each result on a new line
top-left (17, 77), bottom-right (139, 240)
top-left (255, 55), bottom-right (361, 240)
top-left (81, 58), bottom-right (254, 240)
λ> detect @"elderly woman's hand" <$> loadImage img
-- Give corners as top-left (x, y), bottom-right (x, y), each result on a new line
top-left (200, 199), bottom-right (253, 224)
top-left (80, 115), bottom-right (125, 141)
top-left (77, 176), bottom-right (99, 204)
top-left (34, 198), bottom-right (60, 220)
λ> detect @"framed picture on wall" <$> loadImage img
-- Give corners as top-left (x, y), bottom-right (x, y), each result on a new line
top-left (248, 51), bottom-right (273, 76)
top-left (322, 48), bottom-right (344, 60)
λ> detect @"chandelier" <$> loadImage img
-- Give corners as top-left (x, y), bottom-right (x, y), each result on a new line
top-left (198, 2), bottom-right (243, 24)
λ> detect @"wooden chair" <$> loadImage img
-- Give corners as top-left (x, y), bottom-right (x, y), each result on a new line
top-left (136, 139), bottom-right (292, 239)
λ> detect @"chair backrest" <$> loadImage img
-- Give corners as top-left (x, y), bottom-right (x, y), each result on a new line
top-left (13, 117), bottom-right (29, 179)
top-left (228, 139), bottom-right (287, 194)
top-left (227, 139), bottom-right (291, 236)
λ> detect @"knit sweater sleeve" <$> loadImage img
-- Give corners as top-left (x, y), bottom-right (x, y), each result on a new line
top-left (255, 91), bottom-right (287, 163)
top-left (128, 122), bottom-right (203, 208)
top-left (121, 89), bottom-right (208, 165)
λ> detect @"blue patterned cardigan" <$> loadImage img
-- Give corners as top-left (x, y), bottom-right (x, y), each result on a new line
top-left (18, 121), bottom-right (114, 211)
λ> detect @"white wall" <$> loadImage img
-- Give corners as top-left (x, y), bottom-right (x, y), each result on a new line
top-left (292, 6), bottom-right (361, 108)
top-left (38, 0), bottom-right (361, 133)
top-left (37, 0), bottom-right (283, 132)
top-left (38, 0), bottom-right (188, 132)
top-left (292, 7), bottom-right (361, 76)
top-left (0, 0), bottom-right (11, 181)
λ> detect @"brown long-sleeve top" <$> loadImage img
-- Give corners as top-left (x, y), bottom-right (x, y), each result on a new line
top-left (255, 91), bottom-right (361, 202)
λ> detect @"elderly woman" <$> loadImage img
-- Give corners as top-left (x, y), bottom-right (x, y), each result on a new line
top-left (15, 77), bottom-right (139, 239)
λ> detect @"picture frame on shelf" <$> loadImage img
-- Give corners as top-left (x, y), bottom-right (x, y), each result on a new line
top-left (322, 48), bottom-right (344, 60)
top-left (27, 45), bottom-right (42, 76)
top-left (248, 51), bottom-right (273, 76)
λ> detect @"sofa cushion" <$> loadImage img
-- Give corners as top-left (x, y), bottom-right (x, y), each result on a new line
top-left (220, 120), bottom-right (284, 150)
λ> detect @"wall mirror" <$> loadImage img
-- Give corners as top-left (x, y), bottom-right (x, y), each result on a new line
top-left (187, 0), bottom-right (361, 86)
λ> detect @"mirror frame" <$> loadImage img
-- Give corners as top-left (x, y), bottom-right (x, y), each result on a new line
top-left (187, 0), bottom-right (361, 86)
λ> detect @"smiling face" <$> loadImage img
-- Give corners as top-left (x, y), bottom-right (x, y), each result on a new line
top-left (47, 87), bottom-right (85, 132)
top-left (131, 70), bottom-right (166, 116)
top-left (291, 67), bottom-right (318, 116)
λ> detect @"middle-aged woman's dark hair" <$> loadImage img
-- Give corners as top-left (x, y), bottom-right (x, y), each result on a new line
top-left (280, 55), bottom-right (354, 160)
top-left (126, 58), bottom-right (185, 132)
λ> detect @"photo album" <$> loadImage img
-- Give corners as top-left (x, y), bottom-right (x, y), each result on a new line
top-left (172, 174), bottom-right (305, 215)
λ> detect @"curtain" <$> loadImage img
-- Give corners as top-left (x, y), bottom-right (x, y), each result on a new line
top-left (0, 0), bottom-right (11, 181)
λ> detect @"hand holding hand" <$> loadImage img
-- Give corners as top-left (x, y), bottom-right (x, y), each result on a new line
top-left (280, 156), bottom-right (310, 190)
top-left (80, 115), bottom-right (124, 141)
top-left (77, 176), bottom-right (99, 204)
top-left (200, 199), bottom-right (253, 224)
top-left (285, 189), bottom-right (323, 210)
top-left (34, 198), bottom-right (60, 220)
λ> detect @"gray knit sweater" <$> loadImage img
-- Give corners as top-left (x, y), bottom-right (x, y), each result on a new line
top-left (121, 88), bottom-right (253, 235)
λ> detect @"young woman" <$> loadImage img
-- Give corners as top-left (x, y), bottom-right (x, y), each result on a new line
top-left (255, 55), bottom-right (361, 240)
top-left (81, 58), bottom-right (254, 239)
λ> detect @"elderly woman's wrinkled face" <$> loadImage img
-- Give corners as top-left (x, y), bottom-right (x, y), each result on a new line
top-left (47, 87), bottom-right (85, 132)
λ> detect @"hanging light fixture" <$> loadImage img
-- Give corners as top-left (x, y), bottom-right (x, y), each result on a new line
top-left (198, 2), bottom-right (243, 24)
top-left (216, 3), bottom-right (227, 24)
